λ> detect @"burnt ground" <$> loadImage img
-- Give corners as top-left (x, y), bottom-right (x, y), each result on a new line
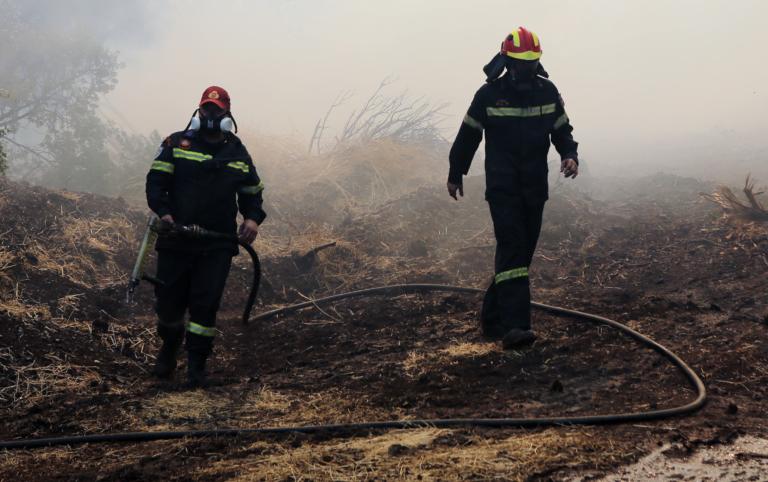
top-left (0, 174), bottom-right (767, 480)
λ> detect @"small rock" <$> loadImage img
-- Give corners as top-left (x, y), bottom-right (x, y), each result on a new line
top-left (388, 443), bottom-right (410, 456)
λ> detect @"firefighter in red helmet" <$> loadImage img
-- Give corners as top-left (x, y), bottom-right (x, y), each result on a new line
top-left (448, 27), bottom-right (579, 349)
top-left (146, 86), bottom-right (266, 387)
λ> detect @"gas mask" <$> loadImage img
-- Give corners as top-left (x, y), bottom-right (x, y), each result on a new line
top-left (185, 109), bottom-right (237, 134)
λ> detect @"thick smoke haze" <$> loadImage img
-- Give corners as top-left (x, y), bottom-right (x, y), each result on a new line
top-left (6, 0), bottom-right (768, 182)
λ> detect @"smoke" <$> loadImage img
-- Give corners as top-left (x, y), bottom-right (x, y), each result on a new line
top-left (3, 0), bottom-right (767, 185)
top-left (1, 0), bottom-right (161, 47)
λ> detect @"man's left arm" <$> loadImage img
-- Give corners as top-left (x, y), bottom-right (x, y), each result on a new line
top-left (236, 153), bottom-right (266, 243)
top-left (550, 93), bottom-right (579, 178)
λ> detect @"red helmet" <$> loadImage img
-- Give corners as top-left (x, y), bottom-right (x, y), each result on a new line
top-left (501, 27), bottom-right (542, 61)
top-left (199, 85), bottom-right (231, 111)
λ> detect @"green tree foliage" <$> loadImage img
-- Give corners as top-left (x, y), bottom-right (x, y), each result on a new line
top-left (0, 1), bottom-right (156, 194)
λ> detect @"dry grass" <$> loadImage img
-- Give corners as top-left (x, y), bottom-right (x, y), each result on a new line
top-left (200, 427), bottom-right (633, 481)
top-left (0, 247), bottom-right (15, 284)
top-left (403, 342), bottom-right (497, 378)
top-left (0, 298), bottom-right (50, 320)
top-left (140, 391), bottom-right (233, 430)
top-left (11, 214), bottom-right (134, 291)
top-left (0, 349), bottom-right (101, 409)
top-left (127, 385), bottom-right (408, 436)
top-left (243, 385), bottom-right (293, 412)
top-left (0, 427), bottom-right (639, 481)
top-left (95, 323), bottom-right (156, 364)
top-left (249, 225), bottom-right (340, 260)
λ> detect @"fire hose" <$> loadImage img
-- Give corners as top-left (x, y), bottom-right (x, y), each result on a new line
top-left (126, 215), bottom-right (260, 325)
top-left (0, 283), bottom-right (706, 450)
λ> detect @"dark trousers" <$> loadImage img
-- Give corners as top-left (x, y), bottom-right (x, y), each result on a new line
top-left (482, 192), bottom-right (545, 331)
top-left (154, 249), bottom-right (233, 355)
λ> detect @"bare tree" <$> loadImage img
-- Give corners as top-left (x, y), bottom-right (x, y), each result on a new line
top-left (310, 78), bottom-right (449, 154)
top-left (702, 175), bottom-right (768, 221)
top-left (308, 90), bottom-right (353, 155)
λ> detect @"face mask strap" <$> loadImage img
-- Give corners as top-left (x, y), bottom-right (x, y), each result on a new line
top-left (185, 108), bottom-right (200, 131)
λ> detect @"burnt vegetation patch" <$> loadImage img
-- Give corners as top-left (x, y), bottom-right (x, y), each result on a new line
top-left (1, 169), bottom-right (767, 479)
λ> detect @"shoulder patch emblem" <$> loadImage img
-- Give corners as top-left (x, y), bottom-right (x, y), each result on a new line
top-left (180, 138), bottom-right (192, 150)
top-left (495, 99), bottom-right (510, 107)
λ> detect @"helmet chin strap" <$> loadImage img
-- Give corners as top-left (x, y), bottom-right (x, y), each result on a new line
top-left (483, 54), bottom-right (549, 83)
top-left (483, 54), bottom-right (507, 82)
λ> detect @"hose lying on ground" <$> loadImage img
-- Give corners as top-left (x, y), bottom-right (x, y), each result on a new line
top-left (0, 284), bottom-right (706, 450)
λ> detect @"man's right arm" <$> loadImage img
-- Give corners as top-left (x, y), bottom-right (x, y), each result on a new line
top-left (145, 136), bottom-right (176, 219)
top-left (448, 87), bottom-right (487, 187)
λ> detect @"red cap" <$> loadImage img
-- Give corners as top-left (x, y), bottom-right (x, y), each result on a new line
top-left (199, 86), bottom-right (230, 111)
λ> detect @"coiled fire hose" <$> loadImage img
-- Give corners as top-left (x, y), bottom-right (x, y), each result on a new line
top-left (0, 284), bottom-right (706, 450)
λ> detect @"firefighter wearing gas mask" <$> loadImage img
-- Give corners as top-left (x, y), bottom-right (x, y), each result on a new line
top-left (145, 86), bottom-right (266, 387)
top-left (447, 27), bottom-right (579, 349)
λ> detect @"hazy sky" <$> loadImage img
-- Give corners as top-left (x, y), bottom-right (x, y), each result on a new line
top-left (103, 0), bottom-right (767, 176)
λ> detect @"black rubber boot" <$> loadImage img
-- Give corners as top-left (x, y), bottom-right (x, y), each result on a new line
top-left (152, 323), bottom-right (184, 379)
top-left (480, 281), bottom-right (507, 339)
top-left (496, 278), bottom-right (531, 331)
top-left (186, 351), bottom-right (208, 389)
top-left (502, 329), bottom-right (537, 350)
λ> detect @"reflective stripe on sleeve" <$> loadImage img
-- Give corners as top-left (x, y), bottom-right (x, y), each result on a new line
top-left (238, 181), bottom-right (264, 195)
top-left (186, 321), bottom-right (216, 337)
top-left (150, 161), bottom-right (174, 174)
top-left (553, 113), bottom-right (570, 130)
top-left (463, 114), bottom-right (484, 131)
top-left (494, 267), bottom-right (529, 284)
top-left (227, 161), bottom-right (250, 173)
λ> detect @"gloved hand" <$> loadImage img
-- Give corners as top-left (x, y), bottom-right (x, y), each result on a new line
top-left (238, 219), bottom-right (259, 244)
top-left (561, 158), bottom-right (578, 178)
top-left (447, 181), bottom-right (464, 200)
top-left (156, 214), bottom-right (176, 234)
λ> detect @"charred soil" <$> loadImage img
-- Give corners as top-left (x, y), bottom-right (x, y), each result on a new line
top-left (1, 173), bottom-right (767, 481)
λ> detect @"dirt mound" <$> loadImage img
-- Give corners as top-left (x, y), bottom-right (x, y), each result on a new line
top-left (0, 180), bottom-right (151, 417)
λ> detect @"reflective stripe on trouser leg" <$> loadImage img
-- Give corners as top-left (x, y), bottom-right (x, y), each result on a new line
top-left (495, 266), bottom-right (528, 284)
top-left (185, 322), bottom-right (216, 356)
top-left (185, 324), bottom-right (215, 356)
top-left (186, 321), bottom-right (216, 337)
